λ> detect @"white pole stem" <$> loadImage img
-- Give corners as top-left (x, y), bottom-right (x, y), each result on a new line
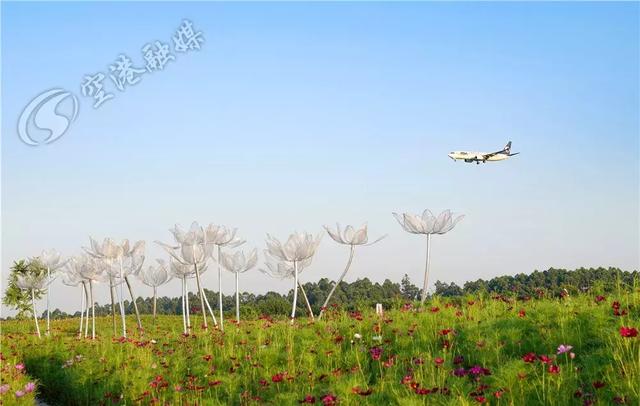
top-left (290, 260), bottom-right (299, 325)
top-left (46, 267), bottom-right (51, 336)
top-left (319, 245), bottom-right (355, 319)
top-left (421, 234), bottom-right (432, 304)
top-left (217, 245), bottom-right (224, 332)
top-left (235, 272), bottom-right (240, 323)
top-left (31, 289), bottom-right (41, 338)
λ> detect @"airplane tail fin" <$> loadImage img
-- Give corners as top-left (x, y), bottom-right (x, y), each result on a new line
top-left (503, 141), bottom-right (512, 153)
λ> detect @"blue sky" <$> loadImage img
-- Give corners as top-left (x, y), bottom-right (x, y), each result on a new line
top-left (2, 2), bottom-right (638, 315)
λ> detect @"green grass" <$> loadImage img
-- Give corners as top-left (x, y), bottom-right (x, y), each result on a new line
top-left (1, 291), bottom-right (638, 405)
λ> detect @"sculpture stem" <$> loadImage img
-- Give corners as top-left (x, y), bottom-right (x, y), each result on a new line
top-left (109, 276), bottom-right (116, 335)
top-left (235, 272), bottom-right (240, 323)
top-left (31, 289), bottom-right (41, 338)
top-left (185, 278), bottom-right (191, 334)
top-left (125, 276), bottom-right (143, 331)
top-left (78, 283), bottom-right (85, 338)
top-left (290, 260), bottom-right (299, 325)
top-left (217, 245), bottom-right (224, 331)
top-left (84, 282), bottom-right (90, 338)
top-left (319, 245), bottom-right (355, 319)
top-left (90, 280), bottom-right (96, 340)
top-left (181, 277), bottom-right (187, 334)
top-left (46, 266), bottom-right (50, 336)
top-left (118, 258), bottom-right (127, 338)
top-left (298, 280), bottom-right (315, 321)
top-left (153, 286), bottom-right (157, 322)
top-left (421, 234), bottom-right (432, 304)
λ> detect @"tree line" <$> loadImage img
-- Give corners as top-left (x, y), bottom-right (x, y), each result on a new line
top-left (3, 265), bottom-right (637, 320)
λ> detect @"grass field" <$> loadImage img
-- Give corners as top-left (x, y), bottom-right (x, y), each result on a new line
top-left (1, 291), bottom-right (638, 405)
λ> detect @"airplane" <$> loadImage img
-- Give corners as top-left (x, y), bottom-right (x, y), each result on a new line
top-left (448, 141), bottom-right (520, 164)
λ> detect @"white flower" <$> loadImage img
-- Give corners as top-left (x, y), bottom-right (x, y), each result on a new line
top-left (354, 333), bottom-right (362, 340)
top-left (393, 209), bottom-right (464, 235)
top-left (324, 224), bottom-right (386, 246)
top-left (220, 249), bottom-right (258, 274)
top-left (265, 232), bottom-right (322, 263)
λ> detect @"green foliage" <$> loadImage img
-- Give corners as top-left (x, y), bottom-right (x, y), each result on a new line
top-left (2, 290), bottom-right (638, 405)
top-left (2, 259), bottom-right (47, 319)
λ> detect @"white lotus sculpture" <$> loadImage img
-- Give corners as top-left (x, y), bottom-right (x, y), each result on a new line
top-left (393, 209), bottom-right (464, 303)
top-left (204, 224), bottom-right (245, 331)
top-left (319, 224), bottom-right (385, 319)
top-left (156, 222), bottom-right (215, 330)
top-left (220, 249), bottom-right (257, 323)
top-left (139, 260), bottom-right (172, 322)
top-left (15, 273), bottom-right (49, 338)
top-left (264, 232), bottom-right (322, 324)
top-left (39, 249), bottom-right (68, 336)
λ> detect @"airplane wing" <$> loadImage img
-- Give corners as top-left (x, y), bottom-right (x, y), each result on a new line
top-left (480, 150), bottom-right (503, 160)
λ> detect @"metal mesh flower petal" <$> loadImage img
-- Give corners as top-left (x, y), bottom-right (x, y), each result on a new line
top-left (265, 232), bottom-right (322, 262)
top-left (324, 224), bottom-right (386, 246)
top-left (169, 259), bottom-right (207, 279)
top-left (393, 210), bottom-right (464, 235)
top-left (40, 249), bottom-right (68, 271)
top-left (220, 249), bottom-right (258, 274)
top-left (16, 273), bottom-right (49, 291)
top-left (139, 260), bottom-right (172, 288)
top-left (259, 254), bottom-right (312, 279)
top-left (204, 224), bottom-right (246, 248)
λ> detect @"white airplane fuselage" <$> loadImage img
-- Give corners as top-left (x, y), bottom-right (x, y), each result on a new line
top-left (448, 151), bottom-right (509, 162)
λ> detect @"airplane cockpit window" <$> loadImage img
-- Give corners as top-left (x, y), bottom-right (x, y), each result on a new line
top-left (460, 152), bottom-right (467, 155)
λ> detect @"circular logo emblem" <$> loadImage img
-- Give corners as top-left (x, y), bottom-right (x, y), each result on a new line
top-left (18, 89), bottom-right (79, 146)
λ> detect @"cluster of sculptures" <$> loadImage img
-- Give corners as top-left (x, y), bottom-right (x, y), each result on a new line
top-left (13, 210), bottom-right (464, 338)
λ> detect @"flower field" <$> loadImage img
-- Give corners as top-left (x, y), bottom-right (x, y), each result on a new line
top-left (1, 290), bottom-right (638, 406)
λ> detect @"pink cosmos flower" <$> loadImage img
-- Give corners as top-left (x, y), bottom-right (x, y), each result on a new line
top-left (557, 344), bottom-right (573, 354)
top-left (15, 363), bottom-right (25, 372)
top-left (15, 390), bottom-right (25, 398)
top-left (0, 384), bottom-right (10, 395)
top-left (24, 382), bottom-right (35, 393)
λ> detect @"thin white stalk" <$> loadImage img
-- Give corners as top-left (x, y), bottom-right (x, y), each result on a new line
top-left (421, 234), bottom-right (432, 305)
top-left (78, 284), bottom-right (85, 338)
top-left (185, 278), bottom-right (191, 334)
top-left (83, 282), bottom-right (89, 338)
top-left (181, 277), bottom-right (187, 334)
top-left (298, 280), bottom-right (315, 321)
top-left (235, 272), bottom-right (240, 323)
top-left (46, 266), bottom-right (51, 336)
top-left (31, 289), bottom-right (41, 338)
top-left (153, 286), bottom-right (157, 321)
top-left (109, 276), bottom-right (116, 335)
top-left (202, 289), bottom-right (218, 326)
top-left (125, 276), bottom-right (143, 331)
top-left (90, 280), bottom-right (95, 340)
top-left (217, 245), bottom-right (224, 331)
top-left (118, 258), bottom-right (127, 338)
top-left (290, 260), bottom-right (299, 325)
top-left (319, 245), bottom-right (355, 319)
top-left (191, 249), bottom-right (208, 330)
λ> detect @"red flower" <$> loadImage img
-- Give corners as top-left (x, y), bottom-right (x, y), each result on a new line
top-left (439, 328), bottom-right (453, 336)
top-left (369, 347), bottom-right (383, 361)
top-left (619, 326), bottom-right (638, 338)
top-left (518, 309), bottom-right (526, 318)
top-left (474, 396), bottom-right (487, 403)
top-left (522, 352), bottom-right (537, 363)
top-left (548, 364), bottom-right (560, 374)
top-left (453, 355), bottom-right (464, 365)
top-left (271, 373), bottom-right (285, 383)
top-left (430, 306), bottom-right (440, 313)
top-left (401, 375), bottom-right (413, 385)
top-left (321, 393), bottom-right (338, 405)
top-left (434, 357), bottom-right (444, 366)
top-left (203, 354), bottom-right (212, 362)
top-left (494, 390), bottom-right (505, 398)
top-left (299, 395), bottom-right (316, 404)
top-left (592, 381), bottom-right (606, 389)
top-left (538, 355), bottom-right (553, 364)
top-left (595, 295), bottom-right (606, 303)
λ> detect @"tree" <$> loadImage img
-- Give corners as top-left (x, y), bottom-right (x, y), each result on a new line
top-left (400, 274), bottom-right (420, 301)
top-left (3, 259), bottom-right (47, 319)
